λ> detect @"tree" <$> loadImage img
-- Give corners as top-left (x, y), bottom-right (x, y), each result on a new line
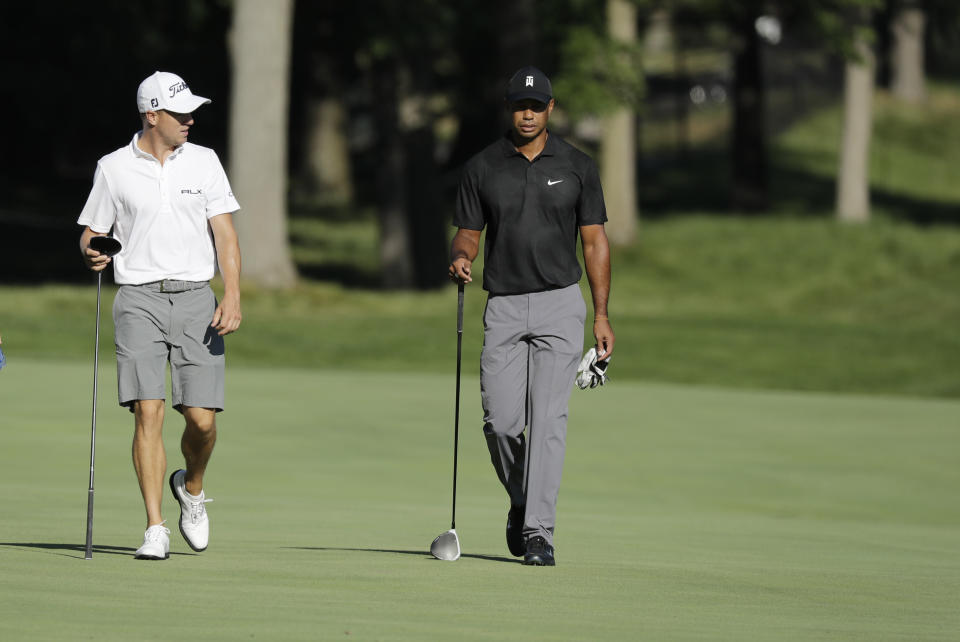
top-left (600, 0), bottom-right (639, 246)
top-left (665, 0), bottom-right (773, 211)
top-left (889, 0), bottom-right (926, 104)
top-left (553, 1), bottom-right (644, 242)
top-left (228, 0), bottom-right (297, 288)
top-left (669, 0), bottom-right (893, 216)
top-left (669, 0), bottom-right (771, 211)
top-left (289, 3), bottom-right (355, 209)
top-left (359, 1), bottom-right (463, 289)
top-left (726, 1), bottom-right (770, 212)
top-left (370, 55), bottom-right (415, 289)
top-left (836, 7), bottom-right (876, 222)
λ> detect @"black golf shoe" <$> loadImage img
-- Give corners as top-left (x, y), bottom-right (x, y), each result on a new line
top-left (522, 536), bottom-right (555, 566)
top-left (506, 505), bottom-right (525, 557)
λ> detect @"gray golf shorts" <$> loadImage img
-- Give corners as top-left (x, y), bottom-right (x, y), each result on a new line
top-left (113, 280), bottom-right (225, 413)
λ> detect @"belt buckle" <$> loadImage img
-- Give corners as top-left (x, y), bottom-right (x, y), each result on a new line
top-left (159, 280), bottom-right (166, 293)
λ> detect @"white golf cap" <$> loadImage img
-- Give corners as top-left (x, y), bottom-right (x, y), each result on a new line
top-left (136, 71), bottom-right (211, 114)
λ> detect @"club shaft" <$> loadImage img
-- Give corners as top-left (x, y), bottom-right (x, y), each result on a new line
top-left (451, 282), bottom-right (464, 530)
top-left (84, 272), bottom-right (102, 560)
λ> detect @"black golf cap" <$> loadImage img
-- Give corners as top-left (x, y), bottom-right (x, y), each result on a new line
top-left (505, 66), bottom-right (552, 104)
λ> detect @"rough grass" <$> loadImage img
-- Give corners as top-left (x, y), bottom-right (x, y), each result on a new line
top-left (3, 213), bottom-right (958, 397)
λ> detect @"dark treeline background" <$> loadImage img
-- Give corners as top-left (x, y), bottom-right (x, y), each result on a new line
top-left (1, 1), bottom-right (234, 282)
top-left (1, 0), bottom-right (957, 287)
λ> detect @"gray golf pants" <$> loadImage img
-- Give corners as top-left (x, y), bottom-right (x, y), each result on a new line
top-left (481, 283), bottom-right (585, 546)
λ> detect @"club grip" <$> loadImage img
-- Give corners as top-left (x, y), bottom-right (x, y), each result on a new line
top-left (456, 281), bottom-right (464, 333)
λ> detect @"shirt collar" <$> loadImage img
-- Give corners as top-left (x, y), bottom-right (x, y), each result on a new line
top-left (540, 131), bottom-right (557, 157)
top-left (500, 129), bottom-right (556, 159)
top-left (129, 131), bottom-right (186, 162)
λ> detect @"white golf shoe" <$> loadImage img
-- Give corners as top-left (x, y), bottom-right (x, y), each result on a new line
top-left (169, 469), bottom-right (211, 552)
top-left (134, 522), bottom-right (170, 560)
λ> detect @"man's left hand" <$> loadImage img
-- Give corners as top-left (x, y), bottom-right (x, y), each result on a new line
top-left (594, 318), bottom-right (614, 361)
top-left (211, 293), bottom-right (242, 336)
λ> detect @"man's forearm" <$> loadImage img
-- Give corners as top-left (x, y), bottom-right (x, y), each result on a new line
top-left (450, 231), bottom-right (479, 262)
top-left (583, 241), bottom-right (610, 317)
top-left (210, 214), bottom-right (242, 296)
top-left (217, 245), bottom-right (241, 296)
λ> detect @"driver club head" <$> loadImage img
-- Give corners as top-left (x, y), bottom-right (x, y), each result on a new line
top-left (430, 529), bottom-right (461, 561)
top-left (89, 236), bottom-right (122, 257)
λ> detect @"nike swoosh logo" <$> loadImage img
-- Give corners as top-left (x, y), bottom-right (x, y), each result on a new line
top-left (547, 179), bottom-right (564, 186)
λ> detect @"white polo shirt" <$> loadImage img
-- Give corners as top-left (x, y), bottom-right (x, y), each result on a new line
top-left (77, 133), bottom-right (241, 285)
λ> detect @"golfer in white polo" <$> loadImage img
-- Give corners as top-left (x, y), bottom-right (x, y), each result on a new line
top-left (77, 71), bottom-right (242, 560)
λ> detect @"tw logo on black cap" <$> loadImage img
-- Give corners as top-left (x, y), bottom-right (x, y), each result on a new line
top-left (506, 66), bottom-right (553, 104)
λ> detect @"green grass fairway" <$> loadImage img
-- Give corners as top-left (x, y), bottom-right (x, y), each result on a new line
top-left (1, 360), bottom-right (958, 640)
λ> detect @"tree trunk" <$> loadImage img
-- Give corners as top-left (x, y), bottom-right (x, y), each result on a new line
top-left (372, 58), bottom-right (415, 289)
top-left (890, 2), bottom-right (926, 104)
top-left (600, 0), bottom-right (638, 246)
top-left (305, 96), bottom-right (354, 205)
top-left (836, 32), bottom-right (875, 223)
top-left (403, 67), bottom-right (449, 290)
top-left (228, 0), bottom-right (297, 288)
top-left (731, 11), bottom-right (768, 212)
top-left (298, 45), bottom-right (354, 207)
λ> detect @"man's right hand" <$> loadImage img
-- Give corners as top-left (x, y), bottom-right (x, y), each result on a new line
top-left (80, 228), bottom-right (112, 272)
top-left (448, 228), bottom-right (481, 284)
top-left (448, 257), bottom-right (473, 283)
top-left (83, 245), bottom-right (112, 272)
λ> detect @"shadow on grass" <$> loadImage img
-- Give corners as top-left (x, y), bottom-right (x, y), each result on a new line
top-left (640, 149), bottom-right (959, 225)
top-left (284, 546), bottom-right (517, 564)
top-left (0, 542), bottom-right (197, 559)
top-left (771, 163), bottom-right (960, 224)
top-left (638, 148), bottom-right (730, 217)
top-left (295, 263), bottom-right (381, 289)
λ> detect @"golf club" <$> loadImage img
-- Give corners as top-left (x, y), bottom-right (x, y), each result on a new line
top-left (430, 280), bottom-right (464, 561)
top-left (84, 235), bottom-right (122, 560)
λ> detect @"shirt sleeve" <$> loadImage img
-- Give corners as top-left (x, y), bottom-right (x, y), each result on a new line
top-left (453, 159), bottom-right (486, 231)
top-left (203, 150), bottom-right (241, 218)
top-left (576, 158), bottom-right (607, 226)
top-left (76, 163), bottom-right (118, 233)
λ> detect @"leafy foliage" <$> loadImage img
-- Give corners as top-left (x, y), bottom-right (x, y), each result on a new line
top-left (552, 25), bottom-right (646, 117)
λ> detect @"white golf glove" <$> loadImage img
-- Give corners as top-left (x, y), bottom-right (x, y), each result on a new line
top-left (576, 347), bottom-right (611, 389)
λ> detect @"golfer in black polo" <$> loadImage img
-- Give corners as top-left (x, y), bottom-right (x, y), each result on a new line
top-left (449, 66), bottom-right (615, 566)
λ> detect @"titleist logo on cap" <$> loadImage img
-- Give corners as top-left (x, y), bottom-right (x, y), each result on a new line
top-left (167, 81), bottom-right (189, 98)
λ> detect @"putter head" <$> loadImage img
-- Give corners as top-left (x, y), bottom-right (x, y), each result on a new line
top-left (430, 528), bottom-right (461, 561)
top-left (90, 236), bottom-right (122, 257)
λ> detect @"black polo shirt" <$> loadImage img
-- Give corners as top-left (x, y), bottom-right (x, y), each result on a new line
top-left (454, 131), bottom-right (607, 295)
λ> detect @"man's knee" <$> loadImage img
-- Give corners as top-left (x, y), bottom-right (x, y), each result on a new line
top-left (483, 415), bottom-right (523, 439)
top-left (481, 389), bottom-right (526, 439)
top-left (183, 408), bottom-right (217, 436)
top-left (134, 399), bottom-right (165, 427)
